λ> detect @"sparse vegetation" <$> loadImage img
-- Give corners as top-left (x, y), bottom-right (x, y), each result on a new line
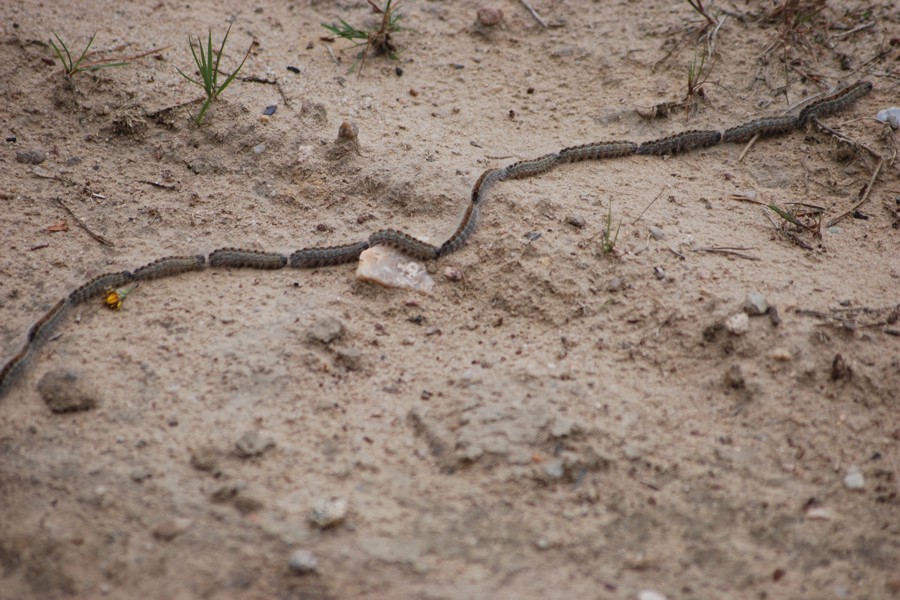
top-left (49, 33), bottom-right (129, 76)
top-left (321, 0), bottom-right (403, 75)
top-left (600, 203), bottom-right (622, 255)
top-left (176, 24), bottom-right (252, 125)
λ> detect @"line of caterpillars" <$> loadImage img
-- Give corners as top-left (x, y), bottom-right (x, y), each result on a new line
top-left (0, 81), bottom-right (874, 399)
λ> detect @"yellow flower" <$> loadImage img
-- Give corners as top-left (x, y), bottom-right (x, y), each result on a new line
top-left (103, 286), bottom-right (136, 310)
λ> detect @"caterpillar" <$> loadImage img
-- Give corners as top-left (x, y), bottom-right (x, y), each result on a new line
top-left (368, 230), bottom-right (439, 261)
top-left (722, 115), bottom-right (799, 144)
top-left (501, 153), bottom-right (561, 180)
top-left (637, 130), bottom-right (722, 155)
top-left (438, 202), bottom-right (481, 257)
top-left (27, 299), bottom-right (68, 344)
top-left (558, 141), bottom-right (638, 163)
top-left (290, 241), bottom-right (370, 268)
top-left (132, 255), bottom-right (207, 281)
top-left (798, 81), bottom-right (873, 125)
top-left (471, 168), bottom-right (505, 204)
top-left (208, 248), bottom-right (288, 269)
top-left (68, 271), bottom-right (135, 305)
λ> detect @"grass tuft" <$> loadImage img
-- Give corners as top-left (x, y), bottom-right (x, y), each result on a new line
top-left (321, 0), bottom-right (403, 75)
top-left (176, 24), bottom-right (252, 125)
top-left (49, 33), bottom-right (129, 76)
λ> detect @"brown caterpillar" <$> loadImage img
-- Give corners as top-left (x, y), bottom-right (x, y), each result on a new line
top-left (208, 248), bottom-right (287, 269)
top-left (637, 130), bottom-right (722, 155)
top-left (133, 255), bottom-right (206, 280)
top-left (27, 299), bottom-right (68, 344)
top-left (0, 347), bottom-right (30, 400)
top-left (368, 230), bottom-right (439, 260)
top-left (438, 202), bottom-right (481, 257)
top-left (501, 153), bottom-right (560, 180)
top-left (289, 241), bottom-right (370, 268)
top-left (722, 115), bottom-right (799, 144)
top-left (798, 81), bottom-right (873, 124)
top-left (68, 271), bottom-right (134, 305)
top-left (471, 168), bottom-right (504, 204)
top-left (558, 141), bottom-right (637, 163)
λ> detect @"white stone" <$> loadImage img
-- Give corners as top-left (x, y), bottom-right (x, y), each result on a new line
top-left (357, 246), bottom-right (434, 293)
top-left (725, 312), bottom-right (750, 335)
top-left (289, 549), bottom-right (318, 574)
top-left (843, 466), bottom-right (865, 490)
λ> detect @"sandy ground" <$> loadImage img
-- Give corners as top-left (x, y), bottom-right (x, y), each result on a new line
top-left (1, 1), bottom-right (898, 598)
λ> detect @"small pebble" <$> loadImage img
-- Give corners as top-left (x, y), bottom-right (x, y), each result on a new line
top-left (310, 496), bottom-right (348, 528)
top-left (253, 143), bottom-right (266, 154)
top-left (235, 431), bottom-right (276, 458)
top-left (648, 226), bottom-right (666, 240)
top-left (805, 507), bottom-right (832, 520)
top-left (307, 316), bottom-right (345, 344)
top-left (263, 105), bottom-right (277, 116)
top-left (130, 468), bottom-right (152, 482)
top-left (638, 591), bottom-right (668, 600)
top-left (875, 107), bottom-right (900, 129)
top-left (476, 7), bottom-right (503, 26)
top-left (443, 266), bottom-right (462, 281)
top-left (725, 313), bottom-right (750, 335)
top-left (653, 266), bottom-right (666, 280)
top-left (234, 495), bottom-right (265, 515)
top-left (38, 370), bottom-right (98, 413)
top-left (289, 549), bottom-right (318, 574)
top-left (525, 231), bottom-right (541, 241)
top-left (550, 415), bottom-right (575, 438)
top-left (286, 65), bottom-right (301, 74)
top-left (827, 226), bottom-right (841, 234)
top-left (843, 466), bottom-right (865, 490)
top-left (152, 517), bottom-right (192, 541)
top-left (622, 445), bottom-right (642, 461)
top-left (723, 364), bottom-right (745, 389)
top-left (190, 446), bottom-right (221, 473)
top-left (337, 120), bottom-right (358, 141)
top-left (544, 461), bottom-right (564, 479)
top-left (566, 214), bottom-right (586, 228)
top-left (771, 347), bottom-right (791, 361)
top-left (16, 149), bottom-right (46, 165)
top-left (607, 278), bottom-right (624, 292)
top-left (743, 291), bottom-right (768, 316)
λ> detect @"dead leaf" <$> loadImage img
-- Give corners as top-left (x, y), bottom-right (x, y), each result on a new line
top-left (47, 219), bottom-right (68, 233)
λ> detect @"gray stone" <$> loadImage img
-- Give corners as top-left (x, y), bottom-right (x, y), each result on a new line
top-left (743, 291), bottom-right (768, 316)
top-left (544, 461), bottom-right (565, 479)
top-left (566, 214), bottom-right (586, 228)
top-left (235, 431), bottom-right (275, 458)
top-left (310, 496), bottom-right (348, 528)
top-left (289, 549), bottom-right (318, 574)
top-left (307, 316), bottom-right (345, 344)
top-left (622, 445), bottom-right (642, 461)
top-left (648, 226), bottom-right (666, 240)
top-left (16, 149), bottom-right (47, 165)
top-left (38, 370), bottom-right (98, 413)
top-left (550, 415), bottom-right (576, 438)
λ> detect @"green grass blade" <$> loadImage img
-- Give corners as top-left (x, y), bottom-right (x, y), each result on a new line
top-left (216, 43), bottom-right (251, 97)
top-left (175, 66), bottom-right (202, 87)
top-left (50, 34), bottom-right (74, 73)
top-left (81, 61), bottom-right (129, 71)
top-left (72, 33), bottom-right (96, 72)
